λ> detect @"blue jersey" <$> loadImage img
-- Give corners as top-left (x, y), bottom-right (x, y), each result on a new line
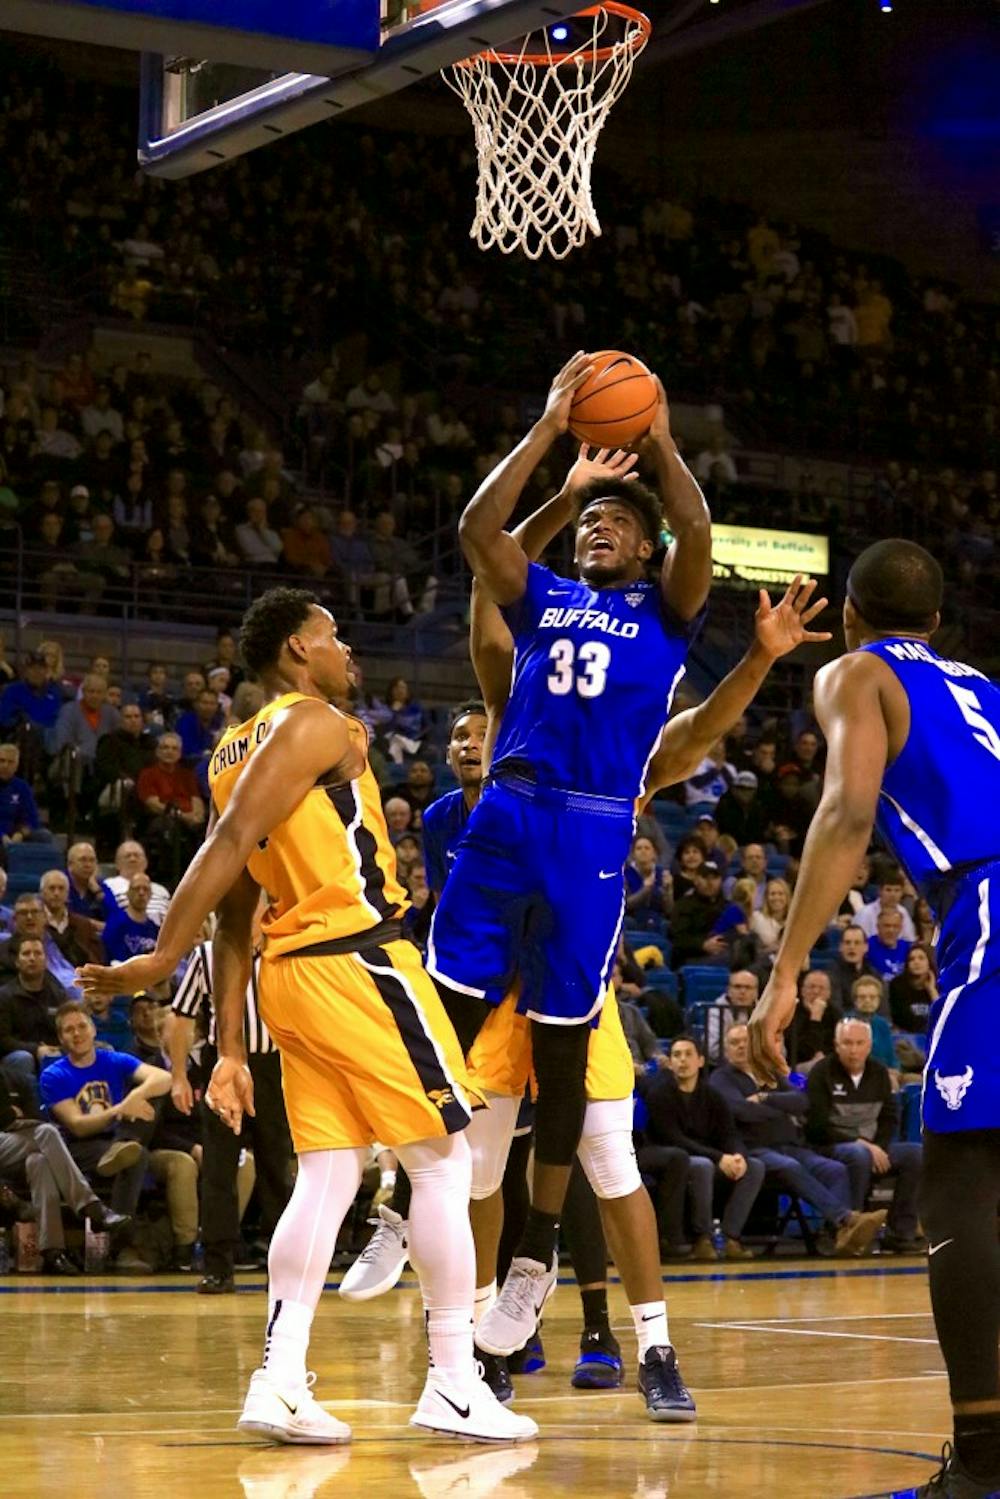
top-left (861, 639), bottom-right (1000, 895)
top-left (421, 788), bottom-right (471, 895)
top-left (495, 563), bottom-right (692, 800)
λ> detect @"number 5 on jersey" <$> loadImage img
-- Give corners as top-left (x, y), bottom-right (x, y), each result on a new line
top-left (548, 638), bottom-right (611, 699)
top-left (947, 681), bottom-right (1000, 762)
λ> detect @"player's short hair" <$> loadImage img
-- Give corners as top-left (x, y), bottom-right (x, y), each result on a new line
top-left (450, 699), bottom-right (486, 732)
top-left (575, 477), bottom-right (663, 545)
top-left (847, 539), bottom-right (943, 634)
top-left (240, 587), bottom-right (320, 676)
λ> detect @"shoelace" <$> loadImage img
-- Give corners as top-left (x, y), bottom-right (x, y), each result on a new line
top-left (357, 1222), bottom-right (401, 1264)
top-left (496, 1266), bottom-right (544, 1320)
top-left (924, 1443), bottom-right (952, 1494)
top-left (647, 1349), bottom-right (688, 1401)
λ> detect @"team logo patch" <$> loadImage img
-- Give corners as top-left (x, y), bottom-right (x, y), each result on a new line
top-left (427, 1087), bottom-right (455, 1111)
top-left (624, 592), bottom-right (645, 608)
top-left (934, 1065), bottom-right (974, 1111)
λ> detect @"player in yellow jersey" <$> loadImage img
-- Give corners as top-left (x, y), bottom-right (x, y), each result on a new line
top-left (78, 587), bottom-right (536, 1447)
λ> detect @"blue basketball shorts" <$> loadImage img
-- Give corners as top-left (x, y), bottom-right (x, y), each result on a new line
top-left (923, 861), bottom-right (1000, 1133)
top-left (426, 774), bottom-right (634, 1025)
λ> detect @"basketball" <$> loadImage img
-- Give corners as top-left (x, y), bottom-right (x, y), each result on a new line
top-left (568, 350), bottom-right (659, 449)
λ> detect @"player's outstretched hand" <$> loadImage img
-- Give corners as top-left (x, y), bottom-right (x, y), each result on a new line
top-left (747, 975), bottom-right (797, 1086)
top-left (206, 1055), bottom-right (256, 1135)
top-left (754, 575), bottom-right (832, 661)
top-left (564, 444), bottom-right (639, 498)
top-left (542, 351), bottom-right (595, 434)
top-left (77, 952), bottom-right (172, 1000)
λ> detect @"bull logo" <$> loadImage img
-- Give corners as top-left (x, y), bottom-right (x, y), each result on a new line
top-left (934, 1065), bottom-right (974, 1111)
top-left (625, 592), bottom-right (645, 608)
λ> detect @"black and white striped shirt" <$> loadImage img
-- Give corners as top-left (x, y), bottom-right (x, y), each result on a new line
top-left (171, 939), bottom-right (275, 1055)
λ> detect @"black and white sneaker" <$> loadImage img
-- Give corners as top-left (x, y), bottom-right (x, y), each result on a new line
top-left (476, 1347), bottom-right (514, 1404)
top-left (410, 1374), bottom-right (537, 1442)
top-left (638, 1346), bottom-right (697, 1423)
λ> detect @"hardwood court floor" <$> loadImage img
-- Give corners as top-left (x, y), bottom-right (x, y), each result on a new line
top-left (1, 1257), bottom-right (947, 1499)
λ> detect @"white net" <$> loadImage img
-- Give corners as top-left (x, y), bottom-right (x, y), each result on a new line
top-left (444, 4), bottom-right (649, 261)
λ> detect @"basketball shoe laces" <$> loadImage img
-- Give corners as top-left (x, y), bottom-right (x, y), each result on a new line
top-left (923, 1440), bottom-right (954, 1494)
top-left (644, 1347), bottom-right (687, 1402)
top-left (498, 1262), bottom-right (548, 1322)
top-left (357, 1217), bottom-right (402, 1264)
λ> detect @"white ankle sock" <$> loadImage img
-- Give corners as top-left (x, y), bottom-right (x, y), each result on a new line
top-left (427, 1307), bottom-right (476, 1387)
top-left (473, 1280), bottom-right (497, 1327)
top-left (631, 1300), bottom-right (670, 1359)
top-left (263, 1297), bottom-right (314, 1387)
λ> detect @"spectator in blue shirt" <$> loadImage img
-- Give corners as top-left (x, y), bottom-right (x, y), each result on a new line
top-left (101, 874), bottom-right (159, 963)
top-left (0, 894), bottom-right (84, 999)
top-left (0, 743), bottom-right (40, 843)
top-left (866, 907), bottom-right (912, 982)
top-left (173, 687), bottom-right (223, 763)
top-left (0, 653), bottom-right (62, 735)
top-left (66, 841), bottom-right (116, 929)
top-left (40, 1001), bottom-right (170, 1267)
top-left (624, 834), bottom-right (673, 930)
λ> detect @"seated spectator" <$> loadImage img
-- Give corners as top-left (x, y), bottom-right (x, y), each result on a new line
top-left (749, 877), bottom-right (791, 956)
top-left (135, 732), bottom-right (206, 876)
top-left (709, 1024), bottom-right (885, 1256)
top-left (692, 813), bottom-right (726, 870)
top-left (0, 651), bottom-right (62, 735)
top-left (0, 937), bottom-right (66, 1107)
top-left (722, 843), bottom-right (766, 909)
top-left (40, 871), bottom-right (104, 968)
top-left (714, 770), bottom-right (768, 845)
top-left (235, 497), bottom-right (282, 568)
top-left (846, 976), bottom-right (899, 1075)
top-left (383, 797), bottom-right (413, 845)
top-left (785, 970), bottom-right (842, 1074)
top-left (396, 759), bottom-right (437, 830)
top-left (174, 687), bottom-right (223, 763)
top-left (767, 764), bottom-right (813, 855)
top-left (176, 670), bottom-right (207, 717)
top-left (138, 662), bottom-right (175, 729)
top-left (855, 869), bottom-right (917, 942)
top-left (377, 676), bottom-right (427, 764)
top-left (281, 504), bottom-right (336, 581)
top-left (828, 923), bottom-right (881, 1009)
top-left (203, 629), bottom-right (245, 696)
top-left (866, 908), bottom-right (912, 982)
top-left (670, 859), bottom-right (728, 968)
top-left (40, 1002), bottom-right (172, 1272)
top-left (104, 840), bottom-right (171, 925)
top-left (806, 1018), bottom-right (923, 1253)
top-left (94, 701), bottom-right (156, 803)
top-left (0, 893), bottom-right (84, 998)
top-left (190, 494), bottom-right (240, 570)
top-left (670, 833), bottom-right (707, 901)
top-left (101, 874), bottom-right (159, 963)
top-left (683, 738), bottom-right (736, 808)
top-left (0, 742), bottom-right (41, 844)
top-left (835, 856), bottom-right (875, 927)
top-left (0, 868), bottom-right (12, 934)
top-left (889, 943), bottom-right (937, 1036)
top-left (368, 510), bottom-right (435, 618)
top-left (912, 897), bottom-right (936, 946)
top-left (329, 509), bottom-right (376, 607)
top-left (0, 1070), bottom-right (129, 1274)
top-left (72, 513), bottom-right (132, 600)
top-left (53, 673), bottom-right (120, 782)
top-left (704, 968), bottom-right (759, 1062)
top-left (66, 841), bottom-right (117, 928)
top-left (625, 834), bottom-right (673, 929)
top-left (645, 1034), bottom-right (765, 1261)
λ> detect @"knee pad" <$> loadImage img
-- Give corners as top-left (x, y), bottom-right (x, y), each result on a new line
top-left (397, 1130), bottom-right (472, 1198)
top-left (467, 1095), bottom-right (519, 1200)
top-left (577, 1097), bottom-right (642, 1200)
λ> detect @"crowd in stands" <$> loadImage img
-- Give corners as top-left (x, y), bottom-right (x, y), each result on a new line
top-left (2, 59), bottom-right (999, 637)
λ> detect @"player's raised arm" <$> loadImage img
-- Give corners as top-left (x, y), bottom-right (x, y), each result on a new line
top-left (459, 351), bottom-right (594, 605)
top-left (642, 577), bottom-right (831, 798)
top-left (748, 651), bottom-right (891, 1083)
top-left (641, 378), bottom-right (712, 622)
top-left (78, 699), bottom-right (356, 997)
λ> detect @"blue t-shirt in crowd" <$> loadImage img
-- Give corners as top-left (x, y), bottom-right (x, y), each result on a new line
top-left (101, 908), bottom-right (160, 963)
top-left (40, 1049), bottom-right (141, 1133)
top-left (0, 680), bottom-right (62, 731)
top-left (174, 710), bottom-right (218, 761)
top-left (867, 936), bottom-right (912, 981)
top-left (0, 775), bottom-right (40, 836)
top-left (67, 878), bottom-right (117, 924)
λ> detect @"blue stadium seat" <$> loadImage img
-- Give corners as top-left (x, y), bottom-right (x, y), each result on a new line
top-left (6, 872), bottom-right (41, 899)
top-left (6, 841), bottom-right (57, 875)
top-left (685, 801), bottom-right (717, 824)
top-left (807, 948), bottom-right (836, 971)
top-left (642, 967), bottom-right (679, 999)
top-left (679, 965), bottom-right (726, 1006)
top-left (766, 854), bottom-right (790, 878)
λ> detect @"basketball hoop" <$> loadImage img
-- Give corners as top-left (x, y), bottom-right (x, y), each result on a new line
top-left (445, 3), bottom-right (651, 261)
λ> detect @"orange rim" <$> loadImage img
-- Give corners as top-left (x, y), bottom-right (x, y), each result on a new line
top-left (455, 2), bottom-right (651, 68)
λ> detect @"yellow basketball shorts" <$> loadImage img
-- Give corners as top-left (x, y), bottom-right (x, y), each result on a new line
top-left (259, 938), bottom-right (477, 1153)
top-left (467, 986), bottom-right (634, 1104)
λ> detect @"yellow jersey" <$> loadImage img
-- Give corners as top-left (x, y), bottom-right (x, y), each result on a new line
top-left (209, 691), bottom-right (409, 957)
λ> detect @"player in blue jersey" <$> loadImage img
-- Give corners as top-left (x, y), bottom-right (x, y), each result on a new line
top-left (427, 352), bottom-right (714, 1352)
top-left (748, 538), bottom-right (1000, 1499)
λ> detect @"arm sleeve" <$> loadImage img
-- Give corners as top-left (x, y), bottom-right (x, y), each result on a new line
top-left (498, 562), bottom-right (555, 638)
top-left (39, 1062), bottom-right (70, 1109)
top-left (421, 807), bottom-right (448, 896)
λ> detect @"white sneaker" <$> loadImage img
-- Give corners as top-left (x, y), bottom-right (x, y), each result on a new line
top-left (238, 1447), bottom-right (352, 1498)
top-left (410, 1373), bottom-right (539, 1443)
top-left (338, 1206), bottom-right (409, 1301)
top-left (408, 1443), bottom-right (540, 1497)
top-left (475, 1256), bottom-right (557, 1357)
top-left (237, 1369), bottom-right (351, 1445)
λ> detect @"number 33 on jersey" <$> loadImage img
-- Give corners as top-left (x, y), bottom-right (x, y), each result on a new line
top-left (491, 562), bottom-right (697, 801)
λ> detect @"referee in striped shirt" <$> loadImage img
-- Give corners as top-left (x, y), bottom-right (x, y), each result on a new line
top-left (170, 939), bottom-right (293, 1293)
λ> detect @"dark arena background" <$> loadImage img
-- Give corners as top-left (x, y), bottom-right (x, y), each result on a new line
top-left (1, 0), bottom-right (999, 1495)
